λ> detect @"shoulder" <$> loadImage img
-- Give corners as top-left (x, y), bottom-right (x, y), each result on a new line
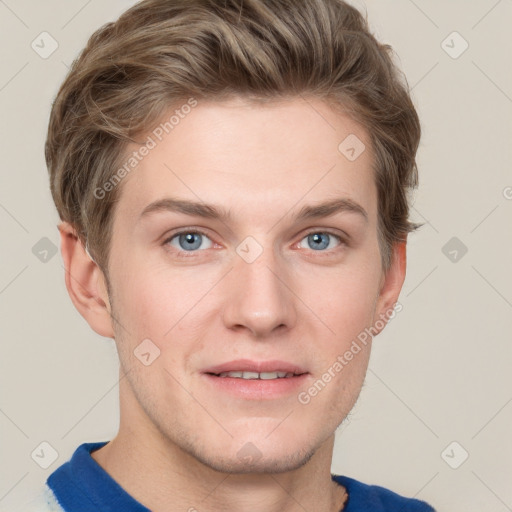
top-left (12, 484), bottom-right (65, 512)
top-left (332, 474), bottom-right (436, 511)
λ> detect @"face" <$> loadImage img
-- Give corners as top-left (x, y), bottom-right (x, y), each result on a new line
top-left (103, 96), bottom-right (399, 473)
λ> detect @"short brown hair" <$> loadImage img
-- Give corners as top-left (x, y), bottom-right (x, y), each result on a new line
top-left (46, 0), bottom-right (422, 279)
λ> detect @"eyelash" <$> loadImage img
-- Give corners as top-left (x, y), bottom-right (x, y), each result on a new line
top-left (162, 228), bottom-right (347, 258)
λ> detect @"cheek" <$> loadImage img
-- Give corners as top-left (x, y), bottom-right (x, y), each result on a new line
top-left (298, 263), bottom-right (380, 337)
top-left (110, 255), bottom-right (218, 352)
top-left (108, 267), bottom-right (166, 355)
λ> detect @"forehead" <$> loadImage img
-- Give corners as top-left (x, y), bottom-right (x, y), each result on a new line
top-left (114, 96), bottom-right (377, 227)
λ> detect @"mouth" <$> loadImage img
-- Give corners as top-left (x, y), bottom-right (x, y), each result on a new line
top-left (201, 359), bottom-right (309, 399)
top-left (202, 359), bottom-right (308, 378)
top-left (209, 370), bottom-right (301, 380)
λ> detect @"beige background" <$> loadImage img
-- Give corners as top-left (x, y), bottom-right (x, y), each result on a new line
top-left (1, 1), bottom-right (511, 511)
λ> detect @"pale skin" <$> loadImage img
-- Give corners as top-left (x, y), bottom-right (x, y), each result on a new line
top-left (59, 96), bottom-right (406, 512)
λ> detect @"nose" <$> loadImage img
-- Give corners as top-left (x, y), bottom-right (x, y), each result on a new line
top-left (221, 244), bottom-right (297, 338)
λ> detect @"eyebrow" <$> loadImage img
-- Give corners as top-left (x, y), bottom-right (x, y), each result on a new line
top-left (138, 196), bottom-right (368, 223)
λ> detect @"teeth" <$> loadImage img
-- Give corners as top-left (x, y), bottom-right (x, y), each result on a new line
top-left (217, 371), bottom-right (295, 379)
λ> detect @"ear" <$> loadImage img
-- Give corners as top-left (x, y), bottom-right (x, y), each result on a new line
top-left (371, 239), bottom-right (407, 335)
top-left (58, 221), bottom-right (115, 339)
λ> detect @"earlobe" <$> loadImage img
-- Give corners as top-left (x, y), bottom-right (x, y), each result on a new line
top-left (58, 221), bottom-right (115, 339)
top-left (372, 239), bottom-right (407, 335)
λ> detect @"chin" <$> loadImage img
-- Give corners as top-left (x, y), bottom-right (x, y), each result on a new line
top-left (191, 442), bottom-right (317, 475)
top-left (169, 420), bottom-right (323, 475)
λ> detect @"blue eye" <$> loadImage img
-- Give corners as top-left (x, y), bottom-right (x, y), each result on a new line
top-left (164, 229), bottom-right (344, 257)
top-left (166, 231), bottom-right (213, 252)
top-left (299, 231), bottom-right (342, 251)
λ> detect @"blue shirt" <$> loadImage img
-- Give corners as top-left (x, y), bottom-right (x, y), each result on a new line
top-left (42, 441), bottom-right (435, 511)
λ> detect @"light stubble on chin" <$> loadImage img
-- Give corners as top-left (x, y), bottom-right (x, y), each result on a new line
top-left (177, 438), bottom-right (319, 475)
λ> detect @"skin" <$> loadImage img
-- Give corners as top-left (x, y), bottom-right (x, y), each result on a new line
top-left (59, 95), bottom-right (406, 512)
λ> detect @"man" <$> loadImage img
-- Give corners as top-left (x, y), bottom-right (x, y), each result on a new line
top-left (25, 0), bottom-right (435, 510)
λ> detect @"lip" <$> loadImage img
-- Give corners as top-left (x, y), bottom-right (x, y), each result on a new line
top-left (201, 359), bottom-right (310, 400)
top-left (202, 359), bottom-right (308, 375)
top-left (202, 372), bottom-right (309, 400)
